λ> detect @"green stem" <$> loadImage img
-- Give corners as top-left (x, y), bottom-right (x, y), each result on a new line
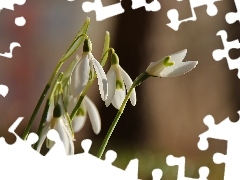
top-left (21, 34), bottom-right (88, 140)
top-left (97, 72), bottom-right (149, 158)
top-left (22, 85), bottom-right (50, 140)
top-left (33, 99), bottom-right (50, 150)
top-left (33, 73), bottom-right (63, 149)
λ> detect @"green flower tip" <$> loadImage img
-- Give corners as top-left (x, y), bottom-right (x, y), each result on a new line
top-left (111, 53), bottom-right (119, 65)
top-left (53, 103), bottom-right (62, 118)
top-left (76, 108), bottom-right (85, 116)
top-left (116, 80), bottom-right (123, 89)
top-left (86, 17), bottom-right (90, 23)
top-left (83, 38), bottom-right (92, 52)
top-left (164, 56), bottom-right (174, 67)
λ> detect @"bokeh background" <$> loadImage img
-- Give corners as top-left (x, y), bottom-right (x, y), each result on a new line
top-left (0, 0), bottom-right (240, 179)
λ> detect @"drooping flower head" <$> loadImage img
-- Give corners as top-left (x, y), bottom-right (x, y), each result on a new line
top-left (37, 101), bottom-right (74, 155)
top-left (72, 39), bottom-right (108, 100)
top-left (146, 49), bottom-right (198, 77)
top-left (67, 95), bottom-right (101, 134)
top-left (105, 53), bottom-right (136, 110)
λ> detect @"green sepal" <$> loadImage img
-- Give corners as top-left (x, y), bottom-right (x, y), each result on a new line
top-left (53, 103), bottom-right (62, 118)
top-left (100, 31), bottom-right (110, 66)
top-left (83, 38), bottom-right (92, 52)
top-left (111, 53), bottom-right (119, 65)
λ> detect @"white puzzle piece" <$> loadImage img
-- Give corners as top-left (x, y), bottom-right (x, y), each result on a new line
top-left (198, 112), bottom-right (240, 180)
top-left (212, 30), bottom-right (240, 78)
top-left (167, 0), bottom-right (222, 31)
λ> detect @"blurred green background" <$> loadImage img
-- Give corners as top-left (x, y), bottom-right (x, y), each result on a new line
top-left (0, 0), bottom-right (239, 179)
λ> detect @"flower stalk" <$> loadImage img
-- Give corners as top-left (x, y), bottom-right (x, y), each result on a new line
top-left (97, 72), bottom-right (149, 158)
top-left (22, 18), bottom-right (90, 140)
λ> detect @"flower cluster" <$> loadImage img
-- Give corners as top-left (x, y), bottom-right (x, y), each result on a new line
top-left (26, 18), bottom-right (198, 156)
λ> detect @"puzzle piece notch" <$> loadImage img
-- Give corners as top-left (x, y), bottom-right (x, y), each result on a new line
top-left (166, 155), bottom-right (209, 180)
top-left (81, 139), bottom-right (92, 153)
top-left (152, 169), bottom-right (163, 180)
top-left (198, 115), bottom-right (216, 151)
top-left (225, 0), bottom-right (240, 24)
top-left (0, 42), bottom-right (21, 58)
top-left (167, 0), bottom-right (222, 31)
top-left (82, 0), bottom-right (125, 21)
top-left (212, 30), bottom-right (240, 78)
top-left (0, 85), bottom-right (9, 97)
top-left (45, 129), bottom-right (67, 156)
top-left (131, 0), bottom-right (161, 12)
top-left (105, 150), bottom-right (117, 164)
top-left (0, 0), bottom-right (26, 11)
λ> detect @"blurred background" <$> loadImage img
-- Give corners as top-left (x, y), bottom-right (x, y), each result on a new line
top-left (0, 0), bottom-right (240, 179)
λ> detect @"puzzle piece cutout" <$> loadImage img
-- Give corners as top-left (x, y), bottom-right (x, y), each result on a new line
top-left (0, 42), bottom-right (21, 58)
top-left (166, 155), bottom-right (209, 180)
top-left (167, 0), bottom-right (222, 31)
top-left (131, 0), bottom-right (161, 12)
top-left (225, 0), bottom-right (240, 24)
top-left (212, 30), bottom-right (240, 78)
top-left (0, 85), bottom-right (9, 97)
top-left (0, 117), bottom-right (168, 180)
top-left (82, 0), bottom-right (161, 21)
top-left (82, 0), bottom-right (125, 21)
top-left (198, 112), bottom-right (240, 180)
top-left (0, 0), bottom-right (26, 11)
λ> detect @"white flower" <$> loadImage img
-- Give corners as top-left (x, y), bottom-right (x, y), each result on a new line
top-left (68, 95), bottom-right (101, 134)
top-left (105, 53), bottom-right (136, 110)
top-left (146, 49), bottom-right (198, 77)
top-left (37, 103), bottom-right (74, 155)
top-left (72, 39), bottom-right (108, 100)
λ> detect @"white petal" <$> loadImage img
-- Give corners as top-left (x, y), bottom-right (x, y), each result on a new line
top-left (36, 122), bottom-right (51, 152)
top-left (72, 115), bottom-right (87, 133)
top-left (62, 55), bottom-right (79, 84)
top-left (73, 54), bottom-right (90, 96)
top-left (105, 67), bottom-right (116, 107)
top-left (112, 88), bottom-right (125, 110)
top-left (84, 96), bottom-right (101, 134)
top-left (160, 61), bottom-right (198, 77)
top-left (92, 56), bottom-right (108, 101)
top-left (54, 117), bottom-right (74, 155)
top-left (120, 66), bottom-right (136, 106)
top-left (170, 49), bottom-right (187, 63)
top-left (46, 100), bottom-right (54, 122)
top-left (66, 95), bottom-right (75, 113)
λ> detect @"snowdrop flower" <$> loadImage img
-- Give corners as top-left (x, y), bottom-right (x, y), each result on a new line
top-left (105, 53), bottom-right (136, 109)
top-left (146, 49), bottom-right (198, 77)
top-left (68, 95), bottom-right (101, 134)
top-left (73, 39), bottom-right (108, 100)
top-left (37, 102), bottom-right (74, 155)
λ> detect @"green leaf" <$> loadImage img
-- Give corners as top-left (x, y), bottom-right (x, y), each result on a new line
top-left (100, 31), bottom-right (110, 66)
top-left (61, 17), bottom-right (90, 62)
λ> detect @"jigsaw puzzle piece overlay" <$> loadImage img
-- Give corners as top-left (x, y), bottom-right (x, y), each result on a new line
top-left (0, 118), bottom-right (166, 180)
top-left (166, 155), bottom-right (209, 180)
top-left (0, 42), bottom-right (21, 58)
top-left (212, 30), bottom-right (240, 78)
top-left (167, 0), bottom-right (222, 31)
top-left (0, 0), bottom-right (26, 11)
top-left (82, 0), bottom-right (160, 21)
top-left (225, 0), bottom-right (240, 24)
top-left (198, 112), bottom-right (240, 180)
top-left (0, 85), bottom-right (9, 97)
